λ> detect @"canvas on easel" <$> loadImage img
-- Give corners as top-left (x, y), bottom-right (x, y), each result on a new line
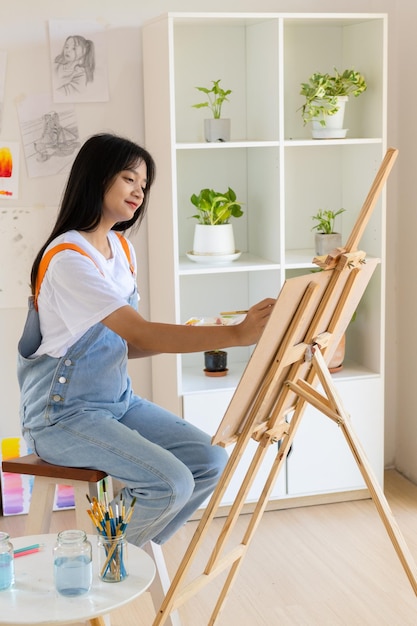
top-left (153, 148), bottom-right (415, 626)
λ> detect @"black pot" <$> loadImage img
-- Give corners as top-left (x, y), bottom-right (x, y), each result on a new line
top-left (204, 350), bottom-right (227, 374)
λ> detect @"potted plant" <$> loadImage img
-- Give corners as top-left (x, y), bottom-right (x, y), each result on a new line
top-left (299, 68), bottom-right (367, 138)
top-left (311, 208), bottom-right (345, 255)
top-left (204, 350), bottom-right (228, 377)
top-left (192, 79), bottom-right (232, 142)
top-left (188, 187), bottom-right (244, 263)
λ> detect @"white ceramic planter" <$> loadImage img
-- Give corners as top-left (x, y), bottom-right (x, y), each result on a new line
top-left (311, 96), bottom-right (348, 139)
top-left (204, 118), bottom-right (231, 142)
top-left (192, 223), bottom-right (236, 255)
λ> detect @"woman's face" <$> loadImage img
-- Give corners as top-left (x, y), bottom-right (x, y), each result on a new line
top-left (102, 160), bottom-right (148, 227)
top-left (63, 37), bottom-right (83, 63)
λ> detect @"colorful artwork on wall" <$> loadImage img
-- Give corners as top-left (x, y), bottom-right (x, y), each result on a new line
top-left (0, 437), bottom-right (75, 516)
top-left (0, 141), bottom-right (19, 199)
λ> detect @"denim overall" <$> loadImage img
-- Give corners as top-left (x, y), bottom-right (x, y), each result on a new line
top-left (17, 242), bottom-right (227, 547)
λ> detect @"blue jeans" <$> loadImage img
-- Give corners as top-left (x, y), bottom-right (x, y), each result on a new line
top-left (17, 299), bottom-right (228, 546)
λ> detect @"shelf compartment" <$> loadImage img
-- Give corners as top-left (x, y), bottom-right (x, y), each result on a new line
top-left (173, 18), bottom-right (280, 143)
top-left (177, 147), bottom-right (281, 263)
top-left (284, 142), bottom-right (384, 257)
top-left (283, 17), bottom-right (385, 141)
top-left (179, 272), bottom-right (281, 331)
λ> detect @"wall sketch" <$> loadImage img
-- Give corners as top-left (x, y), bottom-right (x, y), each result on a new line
top-left (17, 93), bottom-right (79, 178)
top-left (0, 141), bottom-right (19, 199)
top-left (49, 20), bottom-right (109, 103)
top-left (0, 206), bottom-right (56, 308)
top-left (0, 50), bottom-right (6, 133)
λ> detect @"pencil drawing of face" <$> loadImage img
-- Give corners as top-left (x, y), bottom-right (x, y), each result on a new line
top-left (54, 35), bottom-right (95, 96)
top-left (62, 36), bottom-right (83, 63)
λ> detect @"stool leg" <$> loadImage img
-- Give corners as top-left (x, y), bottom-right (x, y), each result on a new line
top-left (62, 477), bottom-right (113, 533)
top-left (144, 542), bottom-right (183, 626)
top-left (71, 480), bottom-right (96, 532)
top-left (25, 476), bottom-right (56, 534)
top-left (89, 618), bottom-right (106, 626)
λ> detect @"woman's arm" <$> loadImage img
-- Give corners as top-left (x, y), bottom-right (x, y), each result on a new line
top-left (102, 298), bottom-right (275, 359)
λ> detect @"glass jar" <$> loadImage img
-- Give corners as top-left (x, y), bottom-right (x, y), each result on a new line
top-left (0, 532), bottom-right (14, 591)
top-left (97, 533), bottom-right (128, 582)
top-left (53, 529), bottom-right (92, 596)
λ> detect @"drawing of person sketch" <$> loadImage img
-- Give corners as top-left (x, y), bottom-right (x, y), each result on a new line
top-left (54, 35), bottom-right (95, 96)
top-left (34, 111), bottom-right (79, 162)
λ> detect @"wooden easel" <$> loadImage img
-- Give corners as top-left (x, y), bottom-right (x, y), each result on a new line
top-left (153, 148), bottom-right (416, 625)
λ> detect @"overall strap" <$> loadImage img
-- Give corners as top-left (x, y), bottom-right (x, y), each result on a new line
top-left (34, 236), bottom-right (135, 311)
top-left (34, 244), bottom-right (102, 311)
top-left (114, 232), bottom-right (135, 275)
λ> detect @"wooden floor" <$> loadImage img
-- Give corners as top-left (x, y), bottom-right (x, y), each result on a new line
top-left (2, 469), bottom-right (417, 625)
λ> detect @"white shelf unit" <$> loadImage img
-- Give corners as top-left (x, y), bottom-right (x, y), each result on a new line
top-left (142, 12), bottom-right (387, 510)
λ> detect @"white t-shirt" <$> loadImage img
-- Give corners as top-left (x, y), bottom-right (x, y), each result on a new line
top-left (34, 230), bottom-right (139, 358)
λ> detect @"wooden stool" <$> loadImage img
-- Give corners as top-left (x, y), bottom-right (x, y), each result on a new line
top-left (2, 453), bottom-right (109, 534)
top-left (2, 454), bottom-right (182, 626)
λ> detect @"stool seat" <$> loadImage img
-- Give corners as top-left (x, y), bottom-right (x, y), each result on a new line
top-left (2, 453), bottom-right (110, 534)
top-left (2, 453), bottom-right (108, 482)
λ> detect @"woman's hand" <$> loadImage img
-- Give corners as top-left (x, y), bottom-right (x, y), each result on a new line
top-left (235, 298), bottom-right (276, 346)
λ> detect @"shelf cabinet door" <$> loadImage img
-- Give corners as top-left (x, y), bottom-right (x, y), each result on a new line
top-left (183, 391), bottom-right (287, 507)
top-left (286, 377), bottom-right (384, 495)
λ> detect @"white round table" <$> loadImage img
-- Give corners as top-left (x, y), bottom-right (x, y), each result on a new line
top-left (0, 534), bottom-right (155, 625)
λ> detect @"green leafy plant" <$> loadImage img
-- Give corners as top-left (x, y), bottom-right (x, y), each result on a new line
top-left (190, 187), bottom-right (243, 225)
top-left (311, 208), bottom-right (345, 234)
top-left (192, 79), bottom-right (232, 119)
top-left (299, 68), bottom-right (367, 126)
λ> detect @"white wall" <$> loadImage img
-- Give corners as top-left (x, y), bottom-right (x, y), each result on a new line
top-left (393, 0), bottom-right (417, 483)
top-left (1, 0), bottom-right (406, 477)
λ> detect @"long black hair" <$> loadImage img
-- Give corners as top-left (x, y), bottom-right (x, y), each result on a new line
top-left (30, 133), bottom-right (156, 293)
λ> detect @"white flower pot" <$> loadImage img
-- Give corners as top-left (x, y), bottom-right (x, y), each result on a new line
top-left (192, 224), bottom-right (235, 256)
top-left (311, 96), bottom-right (348, 139)
top-left (204, 119), bottom-right (231, 142)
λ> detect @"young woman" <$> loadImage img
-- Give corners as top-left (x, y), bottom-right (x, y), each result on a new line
top-left (17, 133), bottom-right (275, 547)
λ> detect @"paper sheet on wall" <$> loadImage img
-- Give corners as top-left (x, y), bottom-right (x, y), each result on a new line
top-left (49, 19), bottom-right (109, 103)
top-left (0, 206), bottom-right (56, 308)
top-left (17, 93), bottom-right (80, 178)
top-left (0, 50), bottom-right (6, 133)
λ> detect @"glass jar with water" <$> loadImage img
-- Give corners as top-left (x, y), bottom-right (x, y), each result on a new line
top-left (53, 529), bottom-right (92, 596)
top-left (0, 532), bottom-right (14, 590)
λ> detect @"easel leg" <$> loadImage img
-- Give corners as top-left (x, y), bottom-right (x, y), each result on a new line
top-left (289, 347), bottom-right (417, 595)
top-left (152, 417), bottom-right (279, 625)
top-left (337, 398), bottom-right (417, 593)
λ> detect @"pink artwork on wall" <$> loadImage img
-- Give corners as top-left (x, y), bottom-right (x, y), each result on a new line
top-left (0, 437), bottom-right (75, 516)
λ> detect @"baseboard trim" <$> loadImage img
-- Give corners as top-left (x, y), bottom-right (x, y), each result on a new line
top-left (189, 488), bottom-right (371, 521)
